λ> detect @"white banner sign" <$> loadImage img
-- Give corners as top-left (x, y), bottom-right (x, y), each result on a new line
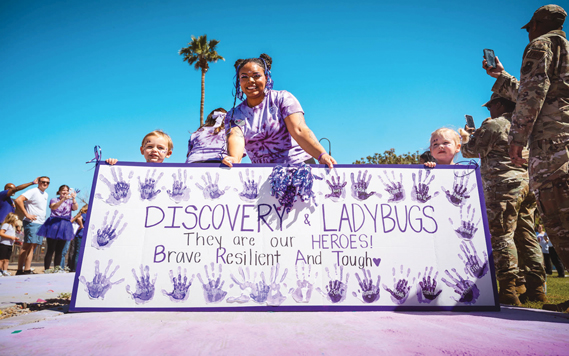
top-left (70, 163), bottom-right (498, 312)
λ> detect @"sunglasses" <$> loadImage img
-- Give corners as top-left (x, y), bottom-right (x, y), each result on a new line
top-left (39, 181), bottom-right (50, 185)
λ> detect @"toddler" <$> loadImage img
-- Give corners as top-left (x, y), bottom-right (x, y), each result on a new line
top-left (106, 130), bottom-right (173, 165)
top-left (424, 128), bottom-right (461, 168)
top-left (0, 213), bottom-right (21, 276)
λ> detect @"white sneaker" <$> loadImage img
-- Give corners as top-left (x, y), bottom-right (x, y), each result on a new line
top-left (1, 270), bottom-right (10, 276)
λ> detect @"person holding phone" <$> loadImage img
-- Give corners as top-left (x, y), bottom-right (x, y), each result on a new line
top-left (222, 53), bottom-right (336, 169)
top-left (460, 93), bottom-right (545, 306)
top-left (482, 4), bottom-right (569, 310)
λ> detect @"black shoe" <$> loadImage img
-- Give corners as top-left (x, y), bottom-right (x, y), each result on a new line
top-left (557, 275), bottom-right (566, 278)
top-left (23, 270), bottom-right (35, 274)
top-left (15, 270), bottom-right (25, 275)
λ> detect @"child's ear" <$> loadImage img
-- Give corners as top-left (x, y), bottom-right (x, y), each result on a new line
top-left (455, 143), bottom-right (461, 153)
top-left (166, 150), bottom-right (172, 158)
top-left (140, 146), bottom-right (144, 155)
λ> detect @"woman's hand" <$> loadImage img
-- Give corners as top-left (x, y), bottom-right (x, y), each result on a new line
top-left (318, 153), bottom-right (337, 169)
top-left (106, 158), bottom-right (118, 165)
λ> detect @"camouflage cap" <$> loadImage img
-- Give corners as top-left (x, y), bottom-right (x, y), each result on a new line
top-left (521, 4), bottom-right (566, 29)
top-left (482, 93), bottom-right (503, 107)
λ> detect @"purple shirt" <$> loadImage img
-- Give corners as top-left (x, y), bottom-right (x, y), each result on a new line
top-left (0, 190), bottom-right (15, 224)
top-left (186, 126), bottom-right (226, 163)
top-left (49, 198), bottom-right (73, 219)
top-left (225, 90), bottom-right (312, 164)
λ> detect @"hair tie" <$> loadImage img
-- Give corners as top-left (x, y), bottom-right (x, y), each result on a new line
top-left (212, 111), bottom-right (226, 128)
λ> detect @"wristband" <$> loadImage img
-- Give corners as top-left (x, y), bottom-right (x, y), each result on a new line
top-left (317, 152), bottom-right (326, 162)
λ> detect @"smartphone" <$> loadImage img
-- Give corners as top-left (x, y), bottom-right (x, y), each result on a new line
top-left (483, 49), bottom-right (496, 68)
top-left (465, 115), bottom-right (475, 129)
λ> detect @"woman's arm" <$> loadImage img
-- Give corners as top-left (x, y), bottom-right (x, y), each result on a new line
top-left (49, 198), bottom-right (66, 210)
top-left (222, 127), bottom-right (245, 167)
top-left (284, 112), bottom-right (336, 168)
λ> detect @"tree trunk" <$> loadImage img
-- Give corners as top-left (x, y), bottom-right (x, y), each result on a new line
top-left (200, 68), bottom-right (206, 127)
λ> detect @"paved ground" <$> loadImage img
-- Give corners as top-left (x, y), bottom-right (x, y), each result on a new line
top-left (1, 273), bottom-right (569, 355)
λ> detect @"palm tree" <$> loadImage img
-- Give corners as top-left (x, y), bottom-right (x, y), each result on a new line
top-left (179, 35), bottom-right (225, 127)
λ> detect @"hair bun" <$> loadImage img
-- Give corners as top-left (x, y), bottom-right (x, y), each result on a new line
top-left (234, 59), bottom-right (245, 70)
top-left (259, 54), bottom-right (272, 70)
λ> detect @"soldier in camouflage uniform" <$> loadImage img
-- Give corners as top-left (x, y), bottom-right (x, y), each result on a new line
top-left (483, 5), bottom-right (569, 309)
top-left (460, 93), bottom-right (545, 305)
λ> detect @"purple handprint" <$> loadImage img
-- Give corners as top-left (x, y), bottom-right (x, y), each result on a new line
top-left (95, 167), bottom-right (134, 205)
top-left (138, 169), bottom-right (163, 201)
top-left (442, 268), bottom-right (480, 305)
top-left (378, 170), bottom-right (406, 203)
top-left (325, 170), bottom-right (347, 201)
top-left (449, 204), bottom-right (481, 240)
top-left (79, 259), bottom-right (124, 300)
top-left (266, 264), bottom-right (288, 306)
top-left (442, 174), bottom-right (475, 207)
top-left (195, 172), bottom-right (230, 200)
top-left (90, 210), bottom-right (128, 249)
top-left (126, 265), bottom-right (157, 305)
top-left (416, 266), bottom-right (442, 304)
top-left (237, 169), bottom-right (262, 202)
top-left (228, 266), bottom-right (262, 304)
top-left (352, 268), bottom-right (381, 304)
top-left (162, 267), bottom-right (194, 303)
top-left (459, 240), bottom-right (489, 279)
top-left (382, 265), bottom-right (415, 305)
top-left (163, 169), bottom-right (191, 203)
top-left (289, 262), bottom-right (318, 303)
top-left (197, 263), bottom-right (227, 303)
top-left (317, 264), bottom-right (350, 303)
top-left (411, 170), bottom-right (438, 203)
top-left (351, 170), bottom-right (377, 201)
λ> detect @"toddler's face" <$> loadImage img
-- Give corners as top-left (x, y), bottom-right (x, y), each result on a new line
top-left (430, 133), bottom-right (460, 165)
top-left (140, 135), bottom-right (172, 163)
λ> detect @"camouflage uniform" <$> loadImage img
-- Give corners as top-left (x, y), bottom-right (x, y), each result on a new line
top-left (461, 112), bottom-right (544, 283)
top-left (492, 27), bottom-right (569, 270)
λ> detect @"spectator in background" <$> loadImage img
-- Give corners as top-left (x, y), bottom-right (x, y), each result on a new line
top-left (14, 176), bottom-right (50, 275)
top-left (0, 178), bottom-right (39, 223)
top-left (69, 204), bottom-right (88, 272)
top-left (38, 185), bottom-right (78, 271)
top-left (419, 151), bottom-right (436, 165)
top-left (0, 213), bottom-right (21, 276)
top-left (537, 224), bottom-right (565, 278)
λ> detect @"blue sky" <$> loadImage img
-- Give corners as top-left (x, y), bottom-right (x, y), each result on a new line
top-left (0, 0), bottom-right (548, 201)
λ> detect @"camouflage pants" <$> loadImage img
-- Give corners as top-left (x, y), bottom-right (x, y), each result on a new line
top-left (535, 175), bottom-right (569, 273)
top-left (485, 180), bottom-right (545, 282)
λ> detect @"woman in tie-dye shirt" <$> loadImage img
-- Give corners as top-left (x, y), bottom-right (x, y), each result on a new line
top-left (222, 53), bottom-right (336, 169)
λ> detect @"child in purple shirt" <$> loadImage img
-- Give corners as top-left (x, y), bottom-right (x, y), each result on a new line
top-left (186, 108), bottom-right (228, 163)
top-left (38, 185), bottom-right (78, 270)
top-left (222, 53), bottom-right (336, 168)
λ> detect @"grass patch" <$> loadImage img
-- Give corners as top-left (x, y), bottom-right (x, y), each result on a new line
top-left (520, 276), bottom-right (569, 310)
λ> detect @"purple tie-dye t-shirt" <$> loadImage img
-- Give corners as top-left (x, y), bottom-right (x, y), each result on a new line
top-left (49, 198), bottom-right (73, 219)
top-left (225, 90), bottom-right (312, 164)
top-left (186, 126), bottom-right (226, 163)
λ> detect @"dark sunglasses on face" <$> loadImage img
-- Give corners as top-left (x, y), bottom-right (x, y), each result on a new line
top-left (40, 181), bottom-right (50, 184)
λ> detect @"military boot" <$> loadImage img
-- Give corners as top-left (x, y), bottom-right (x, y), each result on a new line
top-left (499, 279), bottom-right (521, 306)
top-left (515, 279), bottom-right (526, 295)
top-left (519, 275), bottom-right (547, 303)
top-left (543, 300), bottom-right (569, 313)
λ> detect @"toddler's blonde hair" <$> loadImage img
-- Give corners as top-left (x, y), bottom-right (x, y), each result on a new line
top-left (141, 130), bottom-right (174, 151)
